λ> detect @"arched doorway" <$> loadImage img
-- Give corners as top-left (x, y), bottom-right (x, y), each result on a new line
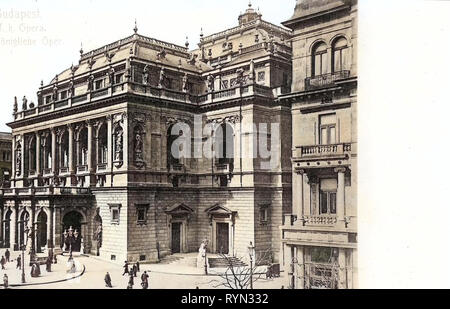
top-left (62, 211), bottom-right (83, 252)
top-left (3, 209), bottom-right (12, 248)
top-left (19, 210), bottom-right (30, 248)
top-left (36, 211), bottom-right (47, 253)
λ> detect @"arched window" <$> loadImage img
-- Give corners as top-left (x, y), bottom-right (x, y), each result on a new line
top-left (28, 136), bottom-right (36, 172)
top-left (78, 127), bottom-right (88, 166)
top-left (215, 122), bottom-right (234, 169)
top-left (312, 42), bottom-right (328, 77)
top-left (167, 124), bottom-right (181, 168)
top-left (60, 131), bottom-right (69, 168)
top-left (98, 124), bottom-right (108, 164)
top-left (332, 37), bottom-right (349, 73)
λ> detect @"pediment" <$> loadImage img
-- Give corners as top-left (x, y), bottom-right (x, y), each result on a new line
top-left (165, 203), bottom-right (194, 214)
top-left (205, 204), bottom-right (236, 215)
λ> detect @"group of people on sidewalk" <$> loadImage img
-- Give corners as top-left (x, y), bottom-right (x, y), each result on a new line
top-left (104, 260), bottom-right (149, 289)
top-left (1, 248), bottom-right (59, 288)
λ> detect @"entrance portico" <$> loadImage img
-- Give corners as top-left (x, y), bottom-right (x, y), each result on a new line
top-left (205, 204), bottom-right (236, 256)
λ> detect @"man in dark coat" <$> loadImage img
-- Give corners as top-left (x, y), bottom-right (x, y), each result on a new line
top-left (122, 261), bottom-right (129, 276)
top-left (16, 255), bottom-right (22, 269)
top-left (141, 271), bottom-right (149, 289)
top-left (133, 264), bottom-right (137, 277)
top-left (104, 272), bottom-right (112, 288)
top-left (127, 272), bottom-right (134, 289)
top-left (5, 249), bottom-right (10, 263)
top-left (136, 261), bottom-right (140, 272)
top-left (53, 254), bottom-right (58, 264)
top-left (1, 256), bottom-right (5, 270)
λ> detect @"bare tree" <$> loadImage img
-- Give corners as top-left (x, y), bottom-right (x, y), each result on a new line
top-left (208, 249), bottom-right (274, 289)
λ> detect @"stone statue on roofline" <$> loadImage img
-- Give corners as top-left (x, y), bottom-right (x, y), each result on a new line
top-left (143, 65), bottom-right (150, 85)
top-left (22, 96), bottom-right (28, 111)
top-left (207, 74), bottom-right (214, 92)
top-left (13, 96), bottom-right (18, 114)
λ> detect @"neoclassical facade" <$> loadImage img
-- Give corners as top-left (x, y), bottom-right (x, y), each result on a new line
top-left (279, 0), bottom-right (358, 289)
top-left (0, 4), bottom-right (294, 264)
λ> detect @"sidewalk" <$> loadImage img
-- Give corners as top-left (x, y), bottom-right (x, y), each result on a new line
top-left (0, 249), bottom-right (84, 288)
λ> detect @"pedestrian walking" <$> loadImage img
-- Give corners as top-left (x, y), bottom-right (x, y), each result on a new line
top-left (133, 264), bottom-right (137, 277)
top-left (127, 272), bottom-right (134, 289)
top-left (1, 256), bottom-right (5, 270)
top-left (16, 255), bottom-right (21, 269)
top-left (136, 261), bottom-right (140, 272)
top-left (141, 271), bottom-right (149, 289)
top-left (3, 274), bottom-right (8, 289)
top-left (46, 256), bottom-right (52, 272)
top-left (122, 261), bottom-right (129, 276)
top-left (53, 254), bottom-right (58, 264)
top-left (5, 249), bottom-right (10, 263)
top-left (104, 272), bottom-right (112, 288)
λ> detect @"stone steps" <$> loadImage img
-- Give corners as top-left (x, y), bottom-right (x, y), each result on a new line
top-left (208, 256), bottom-right (247, 268)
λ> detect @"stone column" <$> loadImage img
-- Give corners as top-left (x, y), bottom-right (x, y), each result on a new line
top-left (122, 113), bottom-right (129, 169)
top-left (51, 128), bottom-right (57, 174)
top-left (36, 133), bottom-right (41, 176)
top-left (11, 205), bottom-right (17, 251)
top-left (107, 116), bottom-right (112, 169)
top-left (295, 246), bottom-right (305, 289)
top-left (47, 206), bottom-right (54, 254)
top-left (338, 248), bottom-right (347, 289)
top-left (87, 121), bottom-right (93, 173)
top-left (53, 208), bottom-right (62, 253)
top-left (284, 243), bottom-right (293, 288)
top-left (68, 124), bottom-right (74, 174)
top-left (335, 167), bottom-right (346, 223)
top-left (294, 170), bottom-right (304, 224)
top-left (11, 137), bottom-right (16, 180)
top-left (31, 201), bottom-right (36, 255)
top-left (20, 135), bottom-right (25, 180)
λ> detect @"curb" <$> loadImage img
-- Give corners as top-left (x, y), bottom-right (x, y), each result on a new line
top-left (1, 264), bottom-right (86, 288)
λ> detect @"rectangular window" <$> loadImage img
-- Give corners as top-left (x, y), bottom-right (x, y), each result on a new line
top-left (136, 204), bottom-right (149, 225)
top-left (319, 114), bottom-right (337, 145)
top-left (109, 204), bottom-right (121, 224)
top-left (60, 91), bottom-right (67, 100)
top-left (115, 74), bottom-right (124, 84)
top-left (95, 79), bottom-right (104, 90)
top-left (319, 178), bottom-right (337, 215)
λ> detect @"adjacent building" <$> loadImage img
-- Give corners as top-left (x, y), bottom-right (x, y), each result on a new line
top-left (279, 0), bottom-right (358, 289)
top-left (0, 132), bottom-right (12, 188)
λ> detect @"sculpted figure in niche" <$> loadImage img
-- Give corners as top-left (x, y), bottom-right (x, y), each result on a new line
top-left (182, 73), bottom-right (188, 92)
top-left (158, 68), bottom-right (165, 88)
top-left (143, 65), bottom-right (149, 85)
top-left (114, 128), bottom-right (123, 161)
top-left (87, 75), bottom-right (94, 91)
top-left (207, 74), bottom-right (214, 92)
top-left (135, 132), bottom-right (143, 161)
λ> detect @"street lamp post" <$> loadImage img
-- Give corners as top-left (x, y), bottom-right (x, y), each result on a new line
top-left (248, 241), bottom-right (255, 290)
top-left (204, 242), bottom-right (208, 275)
top-left (63, 226), bottom-right (79, 258)
top-left (17, 221), bottom-right (30, 284)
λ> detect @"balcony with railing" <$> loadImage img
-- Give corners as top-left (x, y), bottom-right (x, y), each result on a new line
top-left (305, 71), bottom-right (350, 91)
top-left (294, 143), bottom-right (351, 162)
top-left (76, 165), bottom-right (88, 174)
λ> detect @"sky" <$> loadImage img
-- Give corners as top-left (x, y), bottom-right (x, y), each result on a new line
top-left (0, 0), bottom-right (295, 132)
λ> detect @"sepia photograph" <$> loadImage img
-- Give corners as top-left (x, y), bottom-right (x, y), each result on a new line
top-left (0, 0), bottom-right (449, 297)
